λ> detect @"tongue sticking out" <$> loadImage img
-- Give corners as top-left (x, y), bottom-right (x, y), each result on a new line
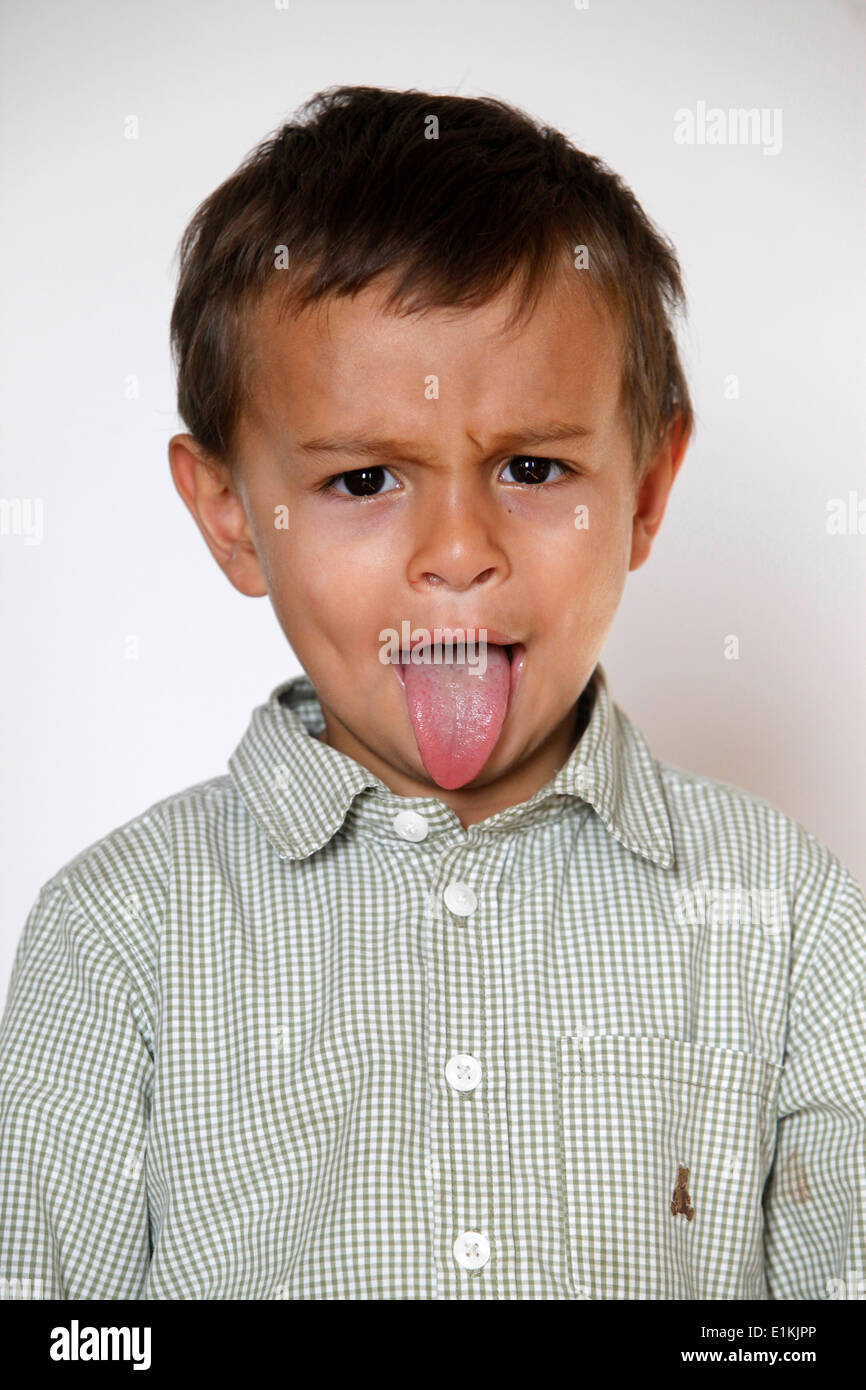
top-left (400, 643), bottom-right (511, 789)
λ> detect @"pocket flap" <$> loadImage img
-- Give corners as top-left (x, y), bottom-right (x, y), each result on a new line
top-left (560, 1034), bottom-right (783, 1105)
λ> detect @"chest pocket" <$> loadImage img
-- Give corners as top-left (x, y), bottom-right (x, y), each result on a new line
top-left (556, 1034), bottom-right (783, 1300)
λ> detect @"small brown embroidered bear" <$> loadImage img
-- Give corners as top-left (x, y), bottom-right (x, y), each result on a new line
top-left (670, 1164), bottom-right (695, 1221)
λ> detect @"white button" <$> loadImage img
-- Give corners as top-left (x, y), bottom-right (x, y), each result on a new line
top-left (445, 1053), bottom-right (481, 1092)
top-left (453, 1230), bottom-right (490, 1270)
top-left (443, 881), bottom-right (477, 916)
top-left (392, 809), bottom-right (429, 842)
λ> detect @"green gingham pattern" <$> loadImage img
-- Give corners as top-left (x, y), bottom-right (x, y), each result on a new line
top-left (1, 660), bottom-right (864, 1300)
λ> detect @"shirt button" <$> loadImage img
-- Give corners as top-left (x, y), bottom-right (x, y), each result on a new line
top-left (392, 809), bottom-right (429, 842)
top-left (453, 1231), bottom-right (490, 1270)
top-left (445, 1053), bottom-right (482, 1092)
top-left (443, 881), bottom-right (477, 916)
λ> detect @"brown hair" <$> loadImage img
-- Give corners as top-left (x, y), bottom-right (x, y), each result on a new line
top-left (169, 84), bottom-right (694, 479)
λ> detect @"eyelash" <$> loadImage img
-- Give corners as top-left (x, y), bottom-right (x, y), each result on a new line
top-left (318, 456), bottom-right (577, 499)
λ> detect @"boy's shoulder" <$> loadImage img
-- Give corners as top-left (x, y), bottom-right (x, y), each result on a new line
top-left (603, 674), bottom-right (863, 905)
top-left (649, 749), bottom-right (865, 928)
top-left (24, 774), bottom-right (241, 984)
top-left (647, 753), bottom-right (866, 1031)
top-left (656, 752), bottom-right (804, 833)
top-left (40, 773), bottom-right (237, 899)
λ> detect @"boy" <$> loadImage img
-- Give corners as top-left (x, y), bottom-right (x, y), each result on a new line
top-left (1, 84), bottom-right (864, 1302)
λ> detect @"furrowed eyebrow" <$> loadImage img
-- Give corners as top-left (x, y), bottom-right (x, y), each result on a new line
top-left (297, 420), bottom-right (594, 462)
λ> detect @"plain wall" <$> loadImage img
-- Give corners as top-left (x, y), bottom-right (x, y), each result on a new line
top-left (2, 0), bottom-right (864, 1004)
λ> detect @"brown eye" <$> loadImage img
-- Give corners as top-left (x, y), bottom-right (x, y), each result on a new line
top-left (329, 466), bottom-right (400, 497)
top-left (501, 455), bottom-right (567, 485)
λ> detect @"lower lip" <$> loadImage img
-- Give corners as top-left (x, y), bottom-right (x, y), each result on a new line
top-left (393, 642), bottom-right (526, 712)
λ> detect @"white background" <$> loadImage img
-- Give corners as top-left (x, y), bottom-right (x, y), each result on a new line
top-left (2, 0), bottom-right (864, 1003)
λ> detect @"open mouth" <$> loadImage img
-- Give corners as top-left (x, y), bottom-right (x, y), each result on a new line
top-left (402, 638), bottom-right (511, 662)
top-left (393, 638), bottom-right (525, 698)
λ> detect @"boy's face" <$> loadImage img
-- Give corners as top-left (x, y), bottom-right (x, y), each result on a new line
top-left (169, 259), bottom-right (687, 824)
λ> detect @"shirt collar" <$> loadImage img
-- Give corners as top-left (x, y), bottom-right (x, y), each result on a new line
top-left (227, 660), bottom-right (675, 869)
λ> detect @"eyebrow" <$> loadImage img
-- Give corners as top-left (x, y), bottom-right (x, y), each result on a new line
top-left (296, 420), bottom-right (594, 462)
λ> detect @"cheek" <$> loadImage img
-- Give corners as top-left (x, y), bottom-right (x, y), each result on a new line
top-left (259, 506), bottom-right (339, 590)
top-left (280, 542), bottom-right (385, 642)
top-left (528, 493), bottom-right (625, 576)
top-left (526, 498), bottom-right (630, 628)
top-left (577, 487), bottom-right (633, 568)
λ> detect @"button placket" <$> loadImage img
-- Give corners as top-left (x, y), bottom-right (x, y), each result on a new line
top-left (424, 853), bottom-right (504, 1293)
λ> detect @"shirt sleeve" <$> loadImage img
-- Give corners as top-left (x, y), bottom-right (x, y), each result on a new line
top-left (762, 854), bottom-right (866, 1300)
top-left (0, 880), bottom-right (153, 1299)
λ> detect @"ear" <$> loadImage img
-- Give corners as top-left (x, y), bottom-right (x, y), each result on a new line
top-left (628, 414), bottom-right (691, 573)
top-left (167, 434), bottom-right (268, 597)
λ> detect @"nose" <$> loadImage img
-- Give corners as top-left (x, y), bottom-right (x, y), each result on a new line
top-left (406, 479), bottom-right (511, 592)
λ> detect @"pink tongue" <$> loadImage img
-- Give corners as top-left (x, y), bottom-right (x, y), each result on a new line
top-left (401, 644), bottom-right (511, 789)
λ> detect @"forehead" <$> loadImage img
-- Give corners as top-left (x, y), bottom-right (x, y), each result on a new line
top-left (241, 260), bottom-right (624, 446)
